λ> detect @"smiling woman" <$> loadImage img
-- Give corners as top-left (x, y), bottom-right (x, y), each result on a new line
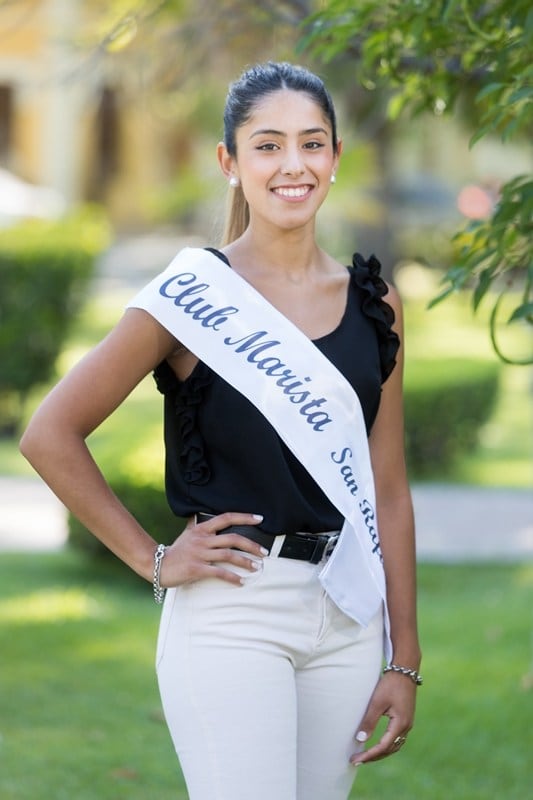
top-left (234, 95), bottom-right (337, 215)
top-left (19, 61), bottom-right (420, 800)
top-left (219, 89), bottom-right (341, 238)
top-left (219, 62), bottom-right (340, 246)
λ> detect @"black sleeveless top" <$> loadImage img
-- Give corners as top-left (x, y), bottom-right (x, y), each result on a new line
top-left (153, 250), bottom-right (400, 534)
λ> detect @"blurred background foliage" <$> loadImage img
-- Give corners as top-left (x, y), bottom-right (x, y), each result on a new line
top-left (302, 0), bottom-right (532, 363)
top-left (0, 206), bottom-right (111, 434)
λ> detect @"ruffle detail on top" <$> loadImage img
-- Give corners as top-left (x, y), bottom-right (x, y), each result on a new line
top-left (154, 360), bottom-right (213, 485)
top-left (351, 252), bottom-right (400, 382)
top-left (153, 359), bottom-right (178, 395)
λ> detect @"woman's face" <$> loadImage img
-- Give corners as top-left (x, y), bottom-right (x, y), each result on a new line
top-left (222, 89), bottom-right (341, 233)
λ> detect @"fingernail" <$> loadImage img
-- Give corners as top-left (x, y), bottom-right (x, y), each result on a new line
top-left (259, 547), bottom-right (269, 556)
top-left (252, 514), bottom-right (263, 521)
top-left (355, 731), bottom-right (368, 743)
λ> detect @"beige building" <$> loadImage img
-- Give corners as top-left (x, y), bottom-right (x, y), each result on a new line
top-left (0, 0), bottom-right (175, 227)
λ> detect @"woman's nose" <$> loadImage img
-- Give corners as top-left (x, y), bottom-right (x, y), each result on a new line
top-left (280, 147), bottom-right (305, 176)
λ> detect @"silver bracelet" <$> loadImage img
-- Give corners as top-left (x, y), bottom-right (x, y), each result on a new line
top-left (153, 544), bottom-right (167, 604)
top-left (383, 663), bottom-right (423, 686)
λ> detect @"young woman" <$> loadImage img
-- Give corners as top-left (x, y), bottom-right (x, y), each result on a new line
top-left (20, 62), bottom-right (421, 800)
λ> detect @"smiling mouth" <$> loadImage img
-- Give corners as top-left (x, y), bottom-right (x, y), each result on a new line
top-left (272, 185), bottom-right (313, 199)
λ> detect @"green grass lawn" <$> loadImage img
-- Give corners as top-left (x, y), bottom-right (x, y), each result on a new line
top-left (0, 553), bottom-right (531, 799)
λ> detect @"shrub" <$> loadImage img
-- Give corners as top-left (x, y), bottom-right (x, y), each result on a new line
top-left (404, 358), bottom-right (500, 477)
top-left (0, 207), bottom-right (111, 435)
top-left (68, 479), bottom-right (185, 560)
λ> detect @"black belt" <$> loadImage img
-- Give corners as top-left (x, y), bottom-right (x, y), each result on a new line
top-left (197, 513), bottom-right (340, 565)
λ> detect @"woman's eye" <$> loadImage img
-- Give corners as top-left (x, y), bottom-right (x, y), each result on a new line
top-left (255, 141), bottom-right (324, 151)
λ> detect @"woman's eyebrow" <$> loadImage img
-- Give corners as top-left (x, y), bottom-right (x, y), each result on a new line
top-left (249, 127), bottom-right (329, 139)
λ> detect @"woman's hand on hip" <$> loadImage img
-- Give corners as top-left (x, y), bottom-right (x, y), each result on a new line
top-left (160, 512), bottom-right (267, 587)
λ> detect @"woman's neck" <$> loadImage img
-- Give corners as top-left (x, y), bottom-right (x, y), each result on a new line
top-left (223, 224), bottom-right (329, 283)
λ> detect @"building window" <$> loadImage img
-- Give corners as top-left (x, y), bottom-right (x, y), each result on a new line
top-left (0, 85), bottom-right (14, 166)
top-left (87, 85), bottom-right (120, 201)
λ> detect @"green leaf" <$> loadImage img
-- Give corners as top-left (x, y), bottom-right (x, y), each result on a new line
top-left (469, 123), bottom-right (494, 148)
top-left (502, 116), bottom-right (528, 141)
top-left (387, 92), bottom-right (409, 120)
top-left (475, 82), bottom-right (506, 102)
top-left (445, 265), bottom-right (470, 284)
top-left (490, 292), bottom-right (533, 365)
top-left (508, 302), bottom-right (533, 323)
top-left (493, 200), bottom-right (520, 224)
top-left (526, 7), bottom-right (533, 38)
top-left (427, 285), bottom-right (456, 308)
top-left (507, 86), bottom-right (533, 105)
top-left (473, 264), bottom-right (498, 310)
top-left (440, 0), bottom-right (459, 22)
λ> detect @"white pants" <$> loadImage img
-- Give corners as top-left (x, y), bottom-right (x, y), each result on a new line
top-left (156, 555), bottom-right (383, 800)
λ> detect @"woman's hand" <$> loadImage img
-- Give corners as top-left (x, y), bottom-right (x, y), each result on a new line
top-left (350, 671), bottom-right (417, 765)
top-left (160, 512), bottom-right (268, 587)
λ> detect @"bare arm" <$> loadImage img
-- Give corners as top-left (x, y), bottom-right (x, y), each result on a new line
top-left (351, 284), bottom-right (421, 764)
top-left (370, 285), bottom-right (420, 670)
top-left (20, 309), bottom-right (180, 580)
top-left (20, 308), bottom-right (267, 585)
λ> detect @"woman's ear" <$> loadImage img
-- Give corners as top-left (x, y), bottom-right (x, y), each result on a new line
top-left (217, 142), bottom-right (236, 180)
top-left (334, 137), bottom-right (343, 167)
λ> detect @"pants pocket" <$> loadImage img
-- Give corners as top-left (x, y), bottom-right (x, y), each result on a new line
top-left (221, 550), bottom-right (265, 586)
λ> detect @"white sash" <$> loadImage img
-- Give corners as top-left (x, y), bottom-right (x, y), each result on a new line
top-left (127, 247), bottom-right (391, 659)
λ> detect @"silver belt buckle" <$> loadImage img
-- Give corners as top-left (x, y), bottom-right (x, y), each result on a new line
top-left (322, 533), bottom-right (340, 562)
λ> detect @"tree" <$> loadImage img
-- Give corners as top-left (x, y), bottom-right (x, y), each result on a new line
top-left (41, 0), bottom-right (317, 227)
top-left (300, 0), bottom-right (532, 363)
top-left (76, 0), bottom-right (314, 86)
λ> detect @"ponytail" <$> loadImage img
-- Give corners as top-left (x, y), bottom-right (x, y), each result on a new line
top-left (220, 184), bottom-right (249, 246)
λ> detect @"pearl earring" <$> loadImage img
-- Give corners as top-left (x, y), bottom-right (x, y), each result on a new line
top-left (229, 176), bottom-right (240, 188)
top-left (330, 174), bottom-right (336, 184)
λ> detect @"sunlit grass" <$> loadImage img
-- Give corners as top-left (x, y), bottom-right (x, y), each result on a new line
top-left (0, 588), bottom-right (106, 623)
top-left (0, 552), bottom-right (182, 800)
top-left (0, 553), bottom-right (531, 800)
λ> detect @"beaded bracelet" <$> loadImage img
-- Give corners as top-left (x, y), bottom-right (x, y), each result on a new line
top-left (383, 663), bottom-right (423, 686)
top-left (153, 544), bottom-right (167, 604)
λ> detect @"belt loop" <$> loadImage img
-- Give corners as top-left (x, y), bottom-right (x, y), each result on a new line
top-left (269, 534), bottom-right (286, 558)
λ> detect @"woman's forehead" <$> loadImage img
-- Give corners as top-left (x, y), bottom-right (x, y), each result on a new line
top-left (242, 89), bottom-right (330, 130)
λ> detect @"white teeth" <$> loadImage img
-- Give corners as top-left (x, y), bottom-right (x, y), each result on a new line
top-left (274, 186), bottom-right (309, 198)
